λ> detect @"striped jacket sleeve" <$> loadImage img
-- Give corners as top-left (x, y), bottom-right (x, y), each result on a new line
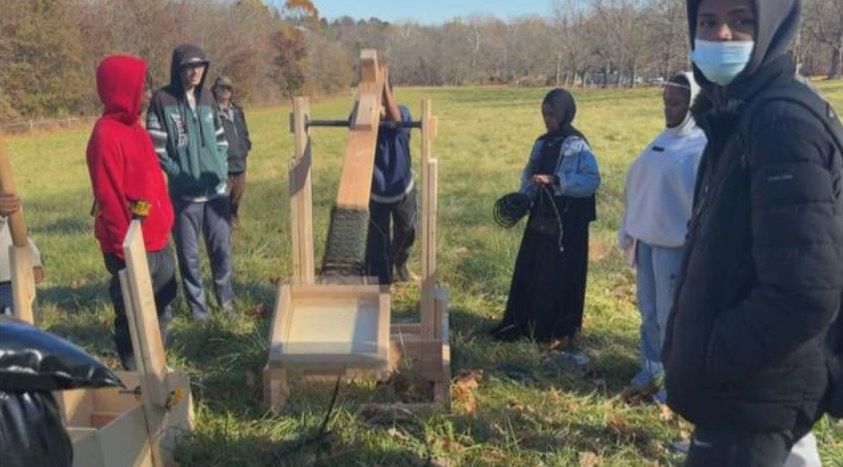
top-left (213, 109), bottom-right (229, 168)
top-left (146, 97), bottom-right (179, 177)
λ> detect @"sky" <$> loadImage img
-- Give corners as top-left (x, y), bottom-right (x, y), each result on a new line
top-left (313, 0), bottom-right (553, 24)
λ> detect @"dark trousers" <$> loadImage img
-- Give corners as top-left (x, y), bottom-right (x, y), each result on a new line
top-left (685, 426), bottom-right (794, 467)
top-left (172, 196), bottom-right (234, 319)
top-left (365, 188), bottom-right (417, 284)
top-left (228, 172), bottom-right (246, 219)
top-left (104, 245), bottom-right (177, 360)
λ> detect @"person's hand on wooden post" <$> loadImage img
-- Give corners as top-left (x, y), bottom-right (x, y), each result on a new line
top-left (0, 192), bottom-right (22, 217)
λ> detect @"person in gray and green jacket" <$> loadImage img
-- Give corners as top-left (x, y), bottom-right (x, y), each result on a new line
top-left (147, 43), bottom-right (234, 321)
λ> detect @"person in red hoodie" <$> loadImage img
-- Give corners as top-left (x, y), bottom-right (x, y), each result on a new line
top-left (86, 55), bottom-right (176, 371)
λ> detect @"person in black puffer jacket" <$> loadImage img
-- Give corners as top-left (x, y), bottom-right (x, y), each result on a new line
top-left (663, 0), bottom-right (843, 465)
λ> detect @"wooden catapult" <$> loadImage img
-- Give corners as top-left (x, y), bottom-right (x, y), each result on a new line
top-left (1, 136), bottom-right (193, 467)
top-left (264, 50), bottom-right (451, 408)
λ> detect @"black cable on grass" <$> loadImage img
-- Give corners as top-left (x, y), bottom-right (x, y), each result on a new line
top-left (270, 376), bottom-right (342, 462)
top-left (493, 192), bottom-right (531, 228)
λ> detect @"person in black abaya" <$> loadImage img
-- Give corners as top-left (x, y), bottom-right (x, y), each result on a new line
top-left (491, 89), bottom-right (601, 345)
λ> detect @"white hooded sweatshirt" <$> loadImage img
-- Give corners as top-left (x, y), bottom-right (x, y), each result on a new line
top-left (618, 72), bottom-right (707, 251)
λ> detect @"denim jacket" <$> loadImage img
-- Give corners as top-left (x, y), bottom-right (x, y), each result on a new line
top-left (519, 135), bottom-right (601, 201)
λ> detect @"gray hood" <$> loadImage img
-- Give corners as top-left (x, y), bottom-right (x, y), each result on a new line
top-left (686, 0), bottom-right (801, 87)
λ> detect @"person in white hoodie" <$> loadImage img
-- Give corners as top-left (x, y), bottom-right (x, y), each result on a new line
top-left (618, 72), bottom-right (706, 403)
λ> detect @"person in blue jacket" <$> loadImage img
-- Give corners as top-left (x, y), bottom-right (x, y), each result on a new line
top-left (491, 88), bottom-right (601, 345)
top-left (364, 69), bottom-right (417, 284)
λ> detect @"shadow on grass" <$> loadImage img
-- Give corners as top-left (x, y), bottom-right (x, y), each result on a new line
top-left (38, 281), bottom-right (109, 313)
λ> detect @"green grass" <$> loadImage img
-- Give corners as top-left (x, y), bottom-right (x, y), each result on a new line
top-left (7, 82), bottom-right (843, 466)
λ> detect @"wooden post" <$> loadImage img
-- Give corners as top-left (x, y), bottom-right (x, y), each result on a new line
top-left (420, 100), bottom-right (439, 339)
top-left (289, 97), bottom-right (315, 284)
top-left (333, 49), bottom-right (385, 210)
top-left (0, 133), bottom-right (36, 323)
top-left (120, 220), bottom-right (194, 466)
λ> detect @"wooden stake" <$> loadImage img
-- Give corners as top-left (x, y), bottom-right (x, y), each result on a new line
top-left (334, 49), bottom-right (385, 209)
top-left (290, 97), bottom-right (315, 284)
top-left (420, 100), bottom-right (438, 339)
top-left (120, 220), bottom-right (194, 466)
top-left (0, 133), bottom-right (36, 323)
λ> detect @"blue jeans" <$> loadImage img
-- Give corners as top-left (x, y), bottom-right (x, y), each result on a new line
top-left (172, 196), bottom-right (234, 319)
top-left (633, 242), bottom-right (684, 393)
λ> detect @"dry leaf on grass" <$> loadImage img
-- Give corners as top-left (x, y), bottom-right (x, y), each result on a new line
top-left (451, 370), bottom-right (483, 416)
top-left (579, 451), bottom-right (601, 467)
top-left (387, 427), bottom-right (410, 442)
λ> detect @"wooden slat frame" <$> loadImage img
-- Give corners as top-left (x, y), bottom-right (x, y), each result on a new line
top-left (334, 49), bottom-right (385, 209)
top-left (289, 97), bottom-right (315, 284)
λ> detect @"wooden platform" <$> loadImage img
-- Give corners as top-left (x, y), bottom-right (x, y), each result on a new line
top-left (59, 371), bottom-right (193, 467)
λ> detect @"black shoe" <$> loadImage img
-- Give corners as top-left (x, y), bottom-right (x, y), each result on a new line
top-left (489, 323), bottom-right (520, 342)
top-left (395, 263), bottom-right (411, 283)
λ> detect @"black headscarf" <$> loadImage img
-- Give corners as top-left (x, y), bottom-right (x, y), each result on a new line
top-left (542, 88), bottom-right (586, 142)
top-left (686, 0), bottom-right (800, 89)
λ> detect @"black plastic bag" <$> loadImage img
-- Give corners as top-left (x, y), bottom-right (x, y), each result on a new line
top-left (0, 390), bottom-right (73, 467)
top-left (0, 320), bottom-right (122, 391)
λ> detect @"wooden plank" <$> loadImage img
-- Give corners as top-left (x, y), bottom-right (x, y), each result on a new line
top-left (9, 245), bottom-right (35, 323)
top-left (359, 49), bottom-right (379, 83)
top-left (90, 411), bottom-right (124, 429)
top-left (96, 405), bottom-right (155, 467)
top-left (121, 222), bottom-right (168, 408)
top-left (420, 99), bottom-right (438, 339)
top-left (68, 428), bottom-right (106, 467)
top-left (289, 97), bottom-right (315, 284)
top-left (334, 50), bottom-right (385, 209)
top-left (269, 283), bottom-right (291, 345)
top-left (57, 389), bottom-right (95, 427)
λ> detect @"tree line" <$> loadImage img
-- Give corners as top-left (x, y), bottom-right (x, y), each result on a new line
top-left (1, 0), bottom-right (840, 120)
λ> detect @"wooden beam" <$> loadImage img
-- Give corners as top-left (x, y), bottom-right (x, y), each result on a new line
top-left (334, 50), bottom-right (385, 209)
top-left (0, 133), bottom-right (36, 324)
top-left (120, 223), bottom-right (169, 409)
top-left (289, 97), bottom-right (315, 284)
top-left (420, 99), bottom-right (438, 339)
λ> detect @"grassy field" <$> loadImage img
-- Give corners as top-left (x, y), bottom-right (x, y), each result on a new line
top-left (7, 82), bottom-right (843, 466)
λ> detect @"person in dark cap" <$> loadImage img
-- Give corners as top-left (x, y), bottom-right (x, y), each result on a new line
top-left (147, 44), bottom-right (235, 321)
top-left (663, 0), bottom-right (843, 464)
top-left (490, 88), bottom-right (600, 347)
top-left (212, 75), bottom-right (251, 222)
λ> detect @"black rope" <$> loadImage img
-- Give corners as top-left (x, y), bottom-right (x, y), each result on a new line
top-left (539, 184), bottom-right (566, 253)
top-left (494, 187), bottom-right (566, 252)
top-left (493, 192), bottom-right (531, 228)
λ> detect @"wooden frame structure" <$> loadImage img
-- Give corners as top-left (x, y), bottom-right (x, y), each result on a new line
top-left (10, 219), bottom-right (194, 467)
top-left (265, 50), bottom-right (450, 408)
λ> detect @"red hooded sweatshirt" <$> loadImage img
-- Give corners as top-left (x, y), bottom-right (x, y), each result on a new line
top-left (86, 55), bottom-right (174, 259)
